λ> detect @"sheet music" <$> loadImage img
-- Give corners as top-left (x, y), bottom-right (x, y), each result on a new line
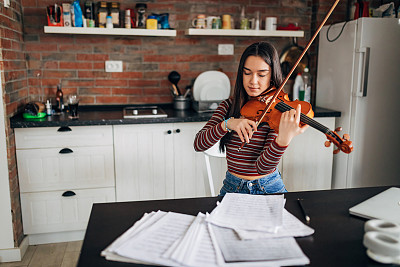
top-left (209, 224), bottom-right (309, 266)
top-left (235, 209), bottom-right (314, 239)
top-left (113, 211), bottom-right (195, 266)
top-left (206, 193), bottom-right (285, 232)
top-left (163, 213), bottom-right (219, 267)
top-left (101, 194), bottom-right (313, 266)
top-left (102, 211), bottom-right (166, 256)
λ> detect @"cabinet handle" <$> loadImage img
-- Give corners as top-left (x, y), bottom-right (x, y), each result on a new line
top-left (62, 191), bottom-right (76, 197)
top-left (57, 126), bottom-right (72, 132)
top-left (59, 148), bottom-right (73, 154)
top-left (167, 130), bottom-right (172, 134)
top-left (175, 129), bottom-right (181, 133)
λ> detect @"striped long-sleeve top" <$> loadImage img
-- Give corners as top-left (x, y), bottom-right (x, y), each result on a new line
top-left (194, 99), bottom-right (287, 177)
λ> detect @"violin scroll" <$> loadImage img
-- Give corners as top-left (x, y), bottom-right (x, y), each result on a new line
top-left (324, 127), bottom-right (353, 154)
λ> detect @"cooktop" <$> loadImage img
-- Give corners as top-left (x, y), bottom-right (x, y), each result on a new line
top-left (123, 106), bottom-right (168, 119)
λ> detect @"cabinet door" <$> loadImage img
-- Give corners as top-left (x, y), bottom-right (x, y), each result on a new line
top-left (114, 124), bottom-right (174, 202)
top-left (173, 122), bottom-right (227, 198)
top-left (282, 117), bottom-right (335, 191)
top-left (17, 146), bottom-right (115, 192)
top-left (20, 187), bottom-right (115, 234)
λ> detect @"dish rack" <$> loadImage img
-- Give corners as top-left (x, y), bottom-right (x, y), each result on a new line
top-left (192, 100), bottom-right (222, 113)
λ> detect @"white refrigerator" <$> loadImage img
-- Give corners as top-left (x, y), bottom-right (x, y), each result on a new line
top-left (316, 18), bottom-right (400, 189)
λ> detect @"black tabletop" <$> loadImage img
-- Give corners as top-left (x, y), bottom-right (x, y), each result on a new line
top-left (78, 186), bottom-right (396, 267)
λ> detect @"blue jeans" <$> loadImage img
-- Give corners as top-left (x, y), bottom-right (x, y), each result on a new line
top-left (219, 169), bottom-right (287, 196)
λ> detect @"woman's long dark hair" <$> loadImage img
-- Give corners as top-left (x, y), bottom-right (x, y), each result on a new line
top-left (220, 42), bottom-right (283, 152)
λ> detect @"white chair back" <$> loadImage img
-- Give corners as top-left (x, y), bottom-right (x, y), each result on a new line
top-left (203, 141), bottom-right (226, 196)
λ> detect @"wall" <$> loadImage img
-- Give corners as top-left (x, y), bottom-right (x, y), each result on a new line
top-left (1, 0), bottom-right (348, 247)
top-left (1, 0), bottom-right (26, 247)
top-left (21, 0), bottom-right (348, 106)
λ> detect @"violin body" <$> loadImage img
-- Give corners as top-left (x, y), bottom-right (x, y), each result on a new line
top-left (241, 90), bottom-right (314, 133)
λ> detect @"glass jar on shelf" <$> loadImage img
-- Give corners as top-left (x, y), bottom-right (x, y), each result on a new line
top-left (97, 1), bottom-right (108, 28)
top-left (135, 3), bottom-right (147, 28)
top-left (110, 2), bottom-right (120, 28)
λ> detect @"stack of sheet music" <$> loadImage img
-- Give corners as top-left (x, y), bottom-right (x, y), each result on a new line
top-left (101, 193), bottom-right (314, 266)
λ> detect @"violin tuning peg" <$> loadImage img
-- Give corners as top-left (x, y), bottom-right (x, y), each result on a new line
top-left (324, 141), bottom-right (331, 147)
top-left (343, 134), bottom-right (350, 141)
top-left (333, 148), bottom-right (340, 154)
top-left (335, 127), bottom-right (342, 132)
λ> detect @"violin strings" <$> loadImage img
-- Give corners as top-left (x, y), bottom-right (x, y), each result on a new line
top-left (275, 102), bottom-right (331, 134)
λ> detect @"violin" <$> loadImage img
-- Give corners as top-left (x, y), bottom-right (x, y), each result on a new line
top-left (240, 89), bottom-right (353, 154)
top-left (238, 0), bottom-right (353, 154)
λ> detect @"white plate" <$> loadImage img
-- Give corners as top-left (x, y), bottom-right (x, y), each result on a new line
top-left (200, 83), bottom-right (229, 101)
top-left (193, 71), bottom-right (230, 101)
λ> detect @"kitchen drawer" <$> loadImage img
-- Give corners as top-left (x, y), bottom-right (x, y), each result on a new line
top-left (20, 187), bottom-right (115, 234)
top-left (17, 146), bottom-right (115, 193)
top-left (15, 125), bottom-right (113, 149)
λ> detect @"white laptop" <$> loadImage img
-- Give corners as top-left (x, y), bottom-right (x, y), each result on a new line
top-left (349, 187), bottom-right (400, 224)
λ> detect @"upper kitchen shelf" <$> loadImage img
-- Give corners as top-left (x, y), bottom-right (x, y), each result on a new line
top-left (185, 28), bottom-right (304, 37)
top-left (43, 26), bottom-right (177, 37)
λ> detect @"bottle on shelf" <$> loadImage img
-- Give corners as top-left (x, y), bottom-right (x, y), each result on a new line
top-left (106, 15), bottom-right (113, 28)
top-left (55, 84), bottom-right (63, 113)
top-left (301, 67), bottom-right (311, 103)
top-left (292, 73), bottom-right (304, 101)
top-left (125, 9), bottom-right (131, 29)
top-left (239, 6), bottom-right (249, 30)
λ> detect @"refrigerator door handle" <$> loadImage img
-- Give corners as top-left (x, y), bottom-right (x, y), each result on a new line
top-left (355, 47), bottom-right (370, 97)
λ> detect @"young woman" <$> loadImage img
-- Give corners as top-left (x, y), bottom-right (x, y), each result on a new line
top-left (194, 42), bottom-right (308, 196)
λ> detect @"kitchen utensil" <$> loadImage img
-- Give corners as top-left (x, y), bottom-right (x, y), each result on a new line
top-left (193, 71), bottom-right (230, 101)
top-left (168, 71), bottom-right (182, 95)
top-left (183, 88), bottom-right (191, 98)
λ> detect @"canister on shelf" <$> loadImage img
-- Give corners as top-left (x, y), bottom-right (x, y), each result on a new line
top-left (146, 15), bottom-right (157, 29)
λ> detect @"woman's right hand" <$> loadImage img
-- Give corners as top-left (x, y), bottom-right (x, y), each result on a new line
top-left (225, 118), bottom-right (257, 143)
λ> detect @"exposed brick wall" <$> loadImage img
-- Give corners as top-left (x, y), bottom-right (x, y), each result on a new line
top-left (1, 0), bottom-right (26, 246)
top-left (22, 0), bottom-right (322, 106)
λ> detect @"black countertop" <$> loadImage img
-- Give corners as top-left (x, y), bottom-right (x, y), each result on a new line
top-left (10, 104), bottom-right (341, 128)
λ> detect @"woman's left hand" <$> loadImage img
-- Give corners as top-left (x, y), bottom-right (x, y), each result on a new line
top-left (275, 104), bottom-right (309, 146)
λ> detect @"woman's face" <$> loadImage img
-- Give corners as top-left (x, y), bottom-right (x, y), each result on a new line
top-left (242, 55), bottom-right (272, 97)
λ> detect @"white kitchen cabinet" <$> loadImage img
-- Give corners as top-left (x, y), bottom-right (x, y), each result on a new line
top-left (20, 187), bottom-right (115, 234)
top-left (114, 122), bottom-right (226, 201)
top-left (15, 126), bottom-right (115, 244)
top-left (281, 117), bottom-right (335, 191)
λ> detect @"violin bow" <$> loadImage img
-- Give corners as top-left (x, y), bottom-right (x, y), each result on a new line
top-left (238, 0), bottom-right (340, 151)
